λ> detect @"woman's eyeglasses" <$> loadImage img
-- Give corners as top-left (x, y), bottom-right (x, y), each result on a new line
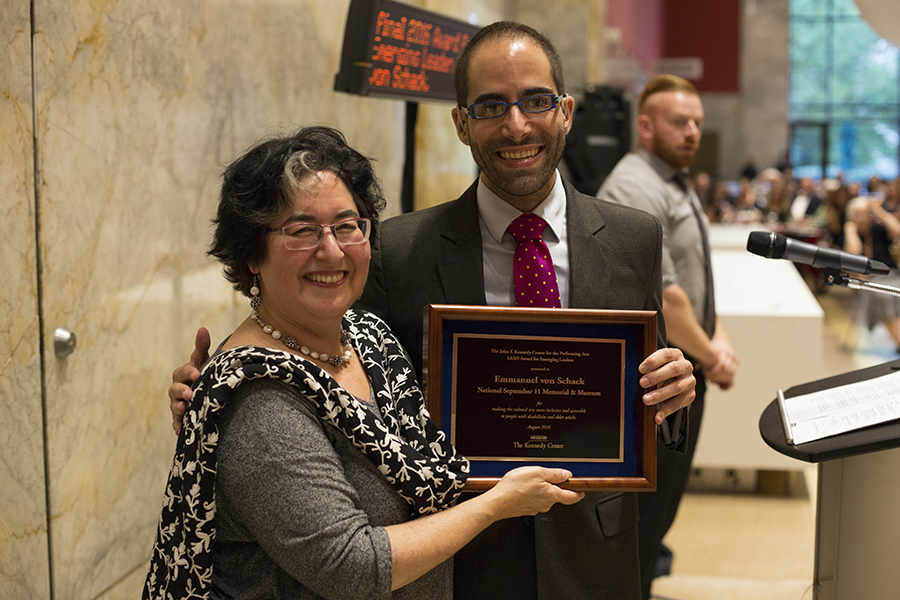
top-left (267, 217), bottom-right (371, 250)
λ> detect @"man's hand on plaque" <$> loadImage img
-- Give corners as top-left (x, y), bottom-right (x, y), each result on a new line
top-left (637, 347), bottom-right (696, 424)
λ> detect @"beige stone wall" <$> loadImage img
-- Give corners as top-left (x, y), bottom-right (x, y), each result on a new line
top-left (1, 4), bottom-right (48, 600)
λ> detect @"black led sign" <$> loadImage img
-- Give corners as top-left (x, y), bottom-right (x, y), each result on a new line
top-left (334, 0), bottom-right (480, 103)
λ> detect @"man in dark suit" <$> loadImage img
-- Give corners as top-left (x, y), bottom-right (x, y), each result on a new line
top-left (359, 183), bottom-right (690, 600)
top-left (358, 22), bottom-right (696, 600)
top-left (169, 21), bottom-right (695, 600)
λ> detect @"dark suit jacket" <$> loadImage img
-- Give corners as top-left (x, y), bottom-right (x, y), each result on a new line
top-left (357, 179), bottom-right (669, 600)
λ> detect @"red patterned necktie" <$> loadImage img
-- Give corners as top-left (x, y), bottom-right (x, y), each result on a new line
top-left (509, 213), bottom-right (562, 308)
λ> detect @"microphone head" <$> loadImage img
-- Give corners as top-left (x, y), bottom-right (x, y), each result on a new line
top-left (871, 260), bottom-right (891, 276)
top-left (746, 231), bottom-right (786, 259)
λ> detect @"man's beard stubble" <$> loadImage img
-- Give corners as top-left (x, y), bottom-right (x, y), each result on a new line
top-left (469, 129), bottom-right (566, 200)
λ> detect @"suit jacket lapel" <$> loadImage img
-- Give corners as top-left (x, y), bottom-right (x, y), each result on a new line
top-left (435, 181), bottom-right (488, 306)
top-left (565, 181), bottom-right (613, 309)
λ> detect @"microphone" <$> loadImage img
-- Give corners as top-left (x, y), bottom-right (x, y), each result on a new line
top-left (746, 231), bottom-right (890, 276)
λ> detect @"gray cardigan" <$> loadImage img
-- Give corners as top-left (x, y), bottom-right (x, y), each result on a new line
top-left (210, 377), bottom-right (452, 599)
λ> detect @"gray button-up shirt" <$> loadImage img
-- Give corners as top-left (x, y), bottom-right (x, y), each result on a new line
top-left (596, 147), bottom-right (712, 330)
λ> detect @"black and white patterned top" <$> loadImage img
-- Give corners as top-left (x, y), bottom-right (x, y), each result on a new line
top-left (143, 310), bottom-right (469, 600)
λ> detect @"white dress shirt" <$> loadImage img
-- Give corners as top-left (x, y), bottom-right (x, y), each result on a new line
top-left (476, 171), bottom-right (570, 308)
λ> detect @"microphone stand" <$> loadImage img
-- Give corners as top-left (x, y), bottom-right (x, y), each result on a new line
top-left (822, 268), bottom-right (900, 298)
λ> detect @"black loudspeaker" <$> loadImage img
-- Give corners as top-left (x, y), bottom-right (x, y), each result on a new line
top-left (563, 86), bottom-right (631, 196)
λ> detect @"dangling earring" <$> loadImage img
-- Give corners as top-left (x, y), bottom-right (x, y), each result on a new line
top-left (250, 274), bottom-right (261, 315)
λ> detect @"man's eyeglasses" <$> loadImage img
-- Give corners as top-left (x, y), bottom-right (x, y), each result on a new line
top-left (267, 217), bottom-right (371, 250)
top-left (462, 94), bottom-right (565, 120)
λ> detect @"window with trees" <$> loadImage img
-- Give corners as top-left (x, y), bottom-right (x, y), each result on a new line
top-left (790, 0), bottom-right (900, 181)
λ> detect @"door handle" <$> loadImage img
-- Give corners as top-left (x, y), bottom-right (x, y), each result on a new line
top-left (54, 327), bottom-right (77, 359)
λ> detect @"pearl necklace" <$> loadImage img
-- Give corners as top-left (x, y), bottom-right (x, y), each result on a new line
top-left (251, 312), bottom-right (353, 367)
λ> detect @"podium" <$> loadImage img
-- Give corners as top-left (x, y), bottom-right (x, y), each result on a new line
top-left (759, 359), bottom-right (900, 599)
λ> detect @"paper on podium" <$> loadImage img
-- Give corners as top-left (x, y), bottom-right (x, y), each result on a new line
top-left (778, 369), bottom-right (900, 445)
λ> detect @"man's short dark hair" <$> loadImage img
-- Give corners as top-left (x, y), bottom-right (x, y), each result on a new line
top-left (638, 75), bottom-right (698, 112)
top-left (454, 21), bottom-right (565, 107)
top-left (209, 126), bottom-right (385, 296)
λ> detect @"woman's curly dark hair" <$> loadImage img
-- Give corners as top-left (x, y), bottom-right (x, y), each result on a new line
top-left (208, 126), bottom-right (386, 296)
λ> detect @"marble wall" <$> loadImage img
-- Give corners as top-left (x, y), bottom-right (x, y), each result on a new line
top-left (1, 4), bottom-right (48, 600)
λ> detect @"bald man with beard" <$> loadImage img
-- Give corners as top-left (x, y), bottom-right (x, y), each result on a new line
top-left (597, 74), bottom-right (739, 600)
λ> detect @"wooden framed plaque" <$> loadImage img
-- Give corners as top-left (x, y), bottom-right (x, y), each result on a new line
top-left (425, 305), bottom-right (657, 492)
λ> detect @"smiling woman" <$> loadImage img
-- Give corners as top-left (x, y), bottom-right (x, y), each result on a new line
top-left (143, 125), bottom-right (584, 600)
top-left (250, 170), bottom-right (374, 360)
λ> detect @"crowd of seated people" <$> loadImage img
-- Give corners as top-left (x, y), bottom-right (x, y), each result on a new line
top-left (689, 166), bottom-right (900, 244)
top-left (688, 164), bottom-right (900, 351)
top-left (843, 186), bottom-right (900, 352)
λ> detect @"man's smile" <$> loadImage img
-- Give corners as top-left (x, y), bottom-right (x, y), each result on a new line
top-left (498, 147), bottom-right (542, 161)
